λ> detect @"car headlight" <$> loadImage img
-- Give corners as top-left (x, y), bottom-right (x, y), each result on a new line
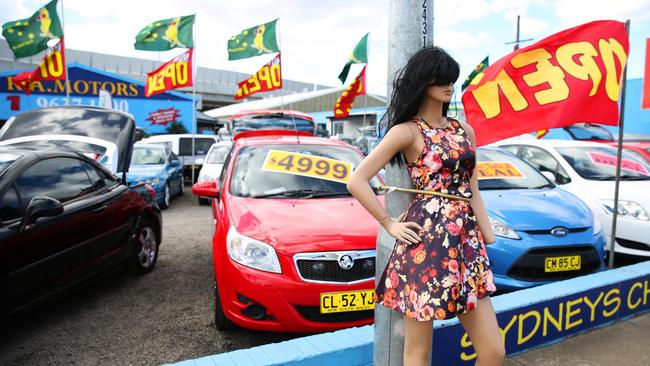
top-left (488, 216), bottom-right (521, 240)
top-left (592, 214), bottom-right (603, 235)
top-left (142, 177), bottom-right (160, 186)
top-left (226, 226), bottom-right (281, 273)
top-left (598, 200), bottom-right (649, 221)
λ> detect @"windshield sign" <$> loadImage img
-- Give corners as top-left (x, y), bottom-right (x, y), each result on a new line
top-left (477, 149), bottom-right (551, 190)
top-left (557, 146), bottom-right (650, 180)
top-left (231, 144), bottom-right (379, 198)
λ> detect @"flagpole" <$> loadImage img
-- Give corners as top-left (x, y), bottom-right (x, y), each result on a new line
top-left (363, 33), bottom-right (369, 127)
top-left (608, 19), bottom-right (630, 269)
top-left (277, 18), bottom-right (284, 110)
top-left (60, 0), bottom-right (70, 102)
top-left (191, 15), bottom-right (197, 204)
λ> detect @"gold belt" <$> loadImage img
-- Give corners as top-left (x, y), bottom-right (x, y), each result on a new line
top-left (377, 185), bottom-right (471, 202)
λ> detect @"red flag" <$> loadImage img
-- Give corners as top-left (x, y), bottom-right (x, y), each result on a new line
top-left (462, 20), bottom-right (629, 146)
top-left (334, 66), bottom-right (366, 118)
top-left (145, 48), bottom-right (193, 97)
top-left (13, 37), bottom-right (66, 95)
top-left (641, 38), bottom-right (650, 109)
top-left (234, 53), bottom-right (282, 100)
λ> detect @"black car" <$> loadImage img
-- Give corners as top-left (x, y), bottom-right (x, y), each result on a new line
top-left (0, 106), bottom-right (162, 319)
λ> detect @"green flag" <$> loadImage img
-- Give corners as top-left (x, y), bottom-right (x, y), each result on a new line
top-left (338, 33), bottom-right (368, 84)
top-left (134, 15), bottom-right (195, 51)
top-left (461, 56), bottom-right (489, 91)
top-left (1, 0), bottom-right (63, 58)
top-left (228, 19), bottom-right (279, 61)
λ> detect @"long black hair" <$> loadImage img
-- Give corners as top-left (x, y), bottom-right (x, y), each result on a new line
top-left (383, 46), bottom-right (460, 166)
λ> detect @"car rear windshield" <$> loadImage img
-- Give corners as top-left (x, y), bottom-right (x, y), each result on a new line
top-left (179, 138), bottom-right (215, 156)
top-left (557, 146), bottom-right (650, 180)
top-left (230, 144), bottom-right (380, 197)
top-left (232, 115), bottom-right (315, 134)
top-left (205, 145), bottom-right (231, 164)
top-left (476, 149), bottom-right (552, 190)
top-left (131, 147), bottom-right (165, 165)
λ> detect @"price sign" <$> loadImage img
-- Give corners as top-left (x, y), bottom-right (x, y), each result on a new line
top-left (476, 161), bottom-right (526, 179)
top-left (262, 150), bottom-right (352, 183)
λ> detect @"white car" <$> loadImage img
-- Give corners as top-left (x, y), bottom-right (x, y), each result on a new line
top-left (493, 138), bottom-right (650, 258)
top-left (197, 141), bottom-right (232, 205)
top-left (140, 134), bottom-right (219, 183)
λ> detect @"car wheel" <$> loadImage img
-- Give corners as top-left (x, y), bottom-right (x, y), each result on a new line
top-left (129, 218), bottom-right (159, 275)
top-left (160, 182), bottom-right (171, 209)
top-left (199, 197), bottom-right (210, 206)
top-left (214, 280), bottom-right (233, 330)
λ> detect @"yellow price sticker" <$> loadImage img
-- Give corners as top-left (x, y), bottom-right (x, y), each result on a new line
top-left (262, 150), bottom-right (352, 183)
top-left (476, 161), bottom-right (526, 179)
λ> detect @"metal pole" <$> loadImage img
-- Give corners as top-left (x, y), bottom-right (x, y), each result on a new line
top-left (191, 16), bottom-right (197, 203)
top-left (375, 1), bottom-right (433, 365)
top-left (608, 19), bottom-right (630, 269)
top-left (278, 19), bottom-right (284, 110)
top-left (60, 0), bottom-right (70, 102)
top-left (363, 33), bottom-right (369, 127)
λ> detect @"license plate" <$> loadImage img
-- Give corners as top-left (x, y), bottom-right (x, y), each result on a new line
top-left (544, 255), bottom-right (581, 272)
top-left (320, 290), bottom-right (375, 314)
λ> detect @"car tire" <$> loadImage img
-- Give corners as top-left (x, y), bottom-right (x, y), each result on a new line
top-left (214, 280), bottom-right (233, 330)
top-left (199, 197), bottom-right (210, 206)
top-left (160, 182), bottom-right (171, 209)
top-left (129, 218), bottom-right (159, 275)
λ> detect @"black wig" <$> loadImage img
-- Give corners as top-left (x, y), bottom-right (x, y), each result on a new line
top-left (383, 46), bottom-right (460, 166)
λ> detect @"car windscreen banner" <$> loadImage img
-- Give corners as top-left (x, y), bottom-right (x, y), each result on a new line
top-left (13, 37), bottom-right (66, 95)
top-left (145, 48), bottom-right (193, 97)
top-left (462, 20), bottom-right (629, 146)
top-left (234, 53), bottom-right (282, 100)
top-left (475, 161), bottom-right (526, 179)
top-left (261, 150), bottom-right (352, 184)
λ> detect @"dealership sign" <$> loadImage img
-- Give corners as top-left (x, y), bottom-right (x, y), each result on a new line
top-left (431, 269), bottom-right (650, 364)
top-left (0, 63), bottom-right (193, 134)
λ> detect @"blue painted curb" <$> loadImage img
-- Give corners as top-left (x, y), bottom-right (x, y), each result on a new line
top-left (167, 260), bottom-right (650, 366)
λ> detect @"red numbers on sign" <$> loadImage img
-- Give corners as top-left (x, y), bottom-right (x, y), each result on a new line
top-left (6, 95), bottom-right (20, 111)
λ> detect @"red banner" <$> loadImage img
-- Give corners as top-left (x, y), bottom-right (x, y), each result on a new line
top-left (14, 37), bottom-right (66, 95)
top-left (462, 20), bottom-right (629, 146)
top-left (146, 107), bottom-right (181, 126)
top-left (234, 53), bottom-right (282, 100)
top-left (334, 65), bottom-right (366, 118)
top-left (641, 38), bottom-right (650, 109)
top-left (145, 48), bottom-right (193, 97)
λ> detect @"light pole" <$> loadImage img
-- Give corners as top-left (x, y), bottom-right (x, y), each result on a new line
top-left (374, 1), bottom-right (433, 365)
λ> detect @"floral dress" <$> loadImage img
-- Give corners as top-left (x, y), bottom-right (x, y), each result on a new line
top-left (374, 117), bottom-right (496, 321)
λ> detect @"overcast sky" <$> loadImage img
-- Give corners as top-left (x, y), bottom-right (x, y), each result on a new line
top-left (2, 0), bottom-right (649, 98)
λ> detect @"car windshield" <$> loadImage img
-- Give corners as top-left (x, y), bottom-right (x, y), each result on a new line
top-left (205, 145), bottom-right (231, 164)
top-left (0, 152), bottom-right (20, 174)
top-left (179, 138), bottom-right (216, 156)
top-left (230, 144), bottom-right (381, 198)
top-left (131, 147), bottom-right (165, 165)
top-left (556, 146), bottom-right (650, 180)
top-left (477, 149), bottom-right (552, 190)
top-left (624, 148), bottom-right (650, 164)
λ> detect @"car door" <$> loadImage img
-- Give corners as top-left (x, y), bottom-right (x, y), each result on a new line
top-left (0, 157), bottom-right (121, 313)
top-left (167, 149), bottom-right (183, 194)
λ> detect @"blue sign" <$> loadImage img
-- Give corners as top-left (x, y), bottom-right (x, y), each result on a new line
top-left (0, 63), bottom-right (194, 134)
top-left (431, 272), bottom-right (650, 365)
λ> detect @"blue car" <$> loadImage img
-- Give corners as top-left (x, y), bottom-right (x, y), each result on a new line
top-left (127, 143), bottom-right (184, 209)
top-left (477, 147), bottom-right (606, 292)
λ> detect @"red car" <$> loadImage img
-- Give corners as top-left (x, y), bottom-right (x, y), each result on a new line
top-left (193, 129), bottom-right (384, 332)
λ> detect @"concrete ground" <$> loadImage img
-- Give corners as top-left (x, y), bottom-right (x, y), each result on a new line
top-left (505, 311), bottom-right (650, 366)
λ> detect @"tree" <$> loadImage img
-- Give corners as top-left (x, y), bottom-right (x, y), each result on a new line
top-left (166, 121), bottom-right (188, 134)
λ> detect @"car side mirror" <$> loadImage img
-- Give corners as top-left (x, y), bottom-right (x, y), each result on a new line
top-left (19, 196), bottom-right (63, 232)
top-left (540, 171), bottom-right (557, 183)
top-left (192, 180), bottom-right (220, 198)
top-left (171, 159), bottom-right (181, 167)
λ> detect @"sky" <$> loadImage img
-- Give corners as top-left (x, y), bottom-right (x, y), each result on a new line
top-left (2, 0), bottom-right (649, 98)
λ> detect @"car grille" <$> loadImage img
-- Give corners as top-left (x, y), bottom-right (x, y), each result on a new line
top-left (294, 305), bottom-right (374, 323)
top-left (523, 227), bottom-right (589, 235)
top-left (507, 246), bottom-right (601, 281)
top-left (294, 250), bottom-right (375, 284)
top-left (617, 238), bottom-right (650, 251)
